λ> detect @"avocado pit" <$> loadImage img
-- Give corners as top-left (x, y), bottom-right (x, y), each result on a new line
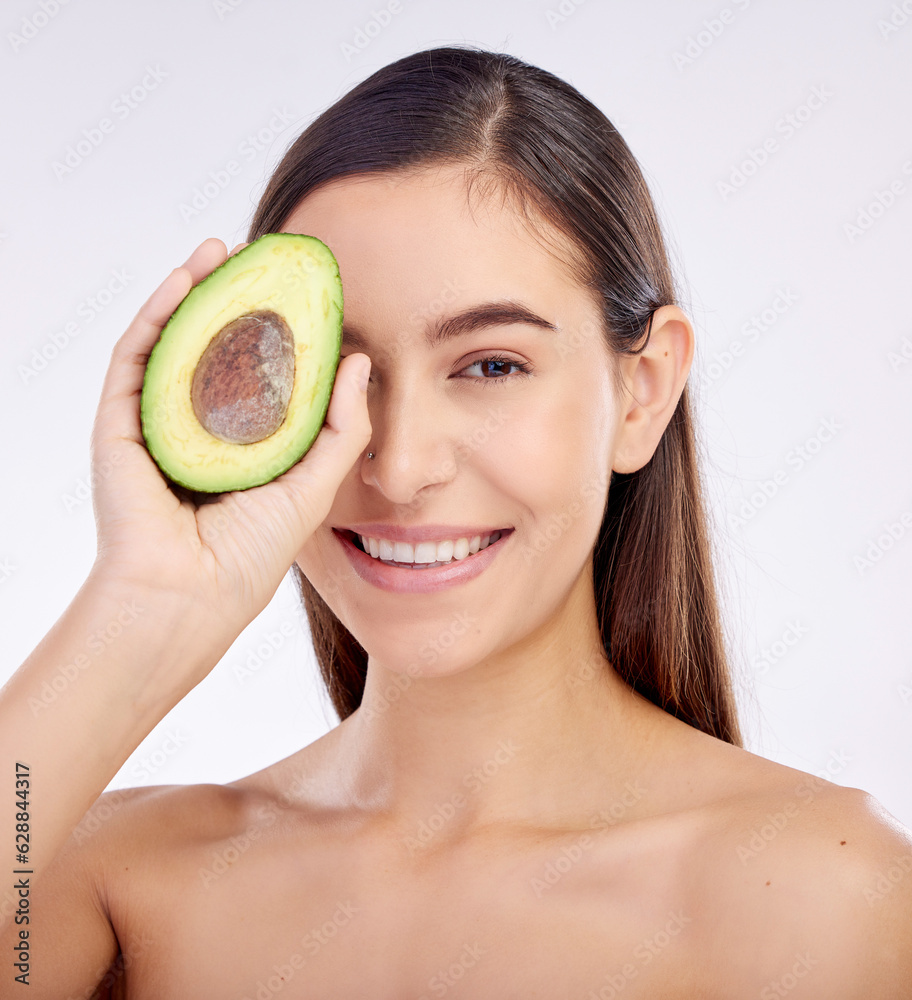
top-left (190, 310), bottom-right (295, 444)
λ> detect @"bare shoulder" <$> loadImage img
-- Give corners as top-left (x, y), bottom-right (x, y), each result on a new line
top-left (673, 732), bottom-right (912, 997)
top-left (74, 725), bottom-right (335, 873)
top-left (76, 781), bottom-right (254, 854)
top-left (71, 778), bottom-right (284, 908)
top-left (75, 738), bottom-right (332, 879)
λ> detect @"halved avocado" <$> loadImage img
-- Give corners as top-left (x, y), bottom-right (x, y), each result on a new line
top-left (140, 233), bottom-right (342, 493)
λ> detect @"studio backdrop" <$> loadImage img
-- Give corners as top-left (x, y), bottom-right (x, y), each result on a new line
top-left (1, 0), bottom-right (910, 823)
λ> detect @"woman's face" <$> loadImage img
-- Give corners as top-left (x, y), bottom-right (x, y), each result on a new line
top-left (286, 163), bottom-right (624, 676)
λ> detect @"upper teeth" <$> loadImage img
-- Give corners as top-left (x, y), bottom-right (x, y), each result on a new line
top-left (358, 532), bottom-right (501, 564)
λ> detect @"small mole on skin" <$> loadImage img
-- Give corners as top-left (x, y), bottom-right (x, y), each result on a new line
top-left (765, 880), bottom-right (771, 886)
top-left (840, 840), bottom-right (846, 845)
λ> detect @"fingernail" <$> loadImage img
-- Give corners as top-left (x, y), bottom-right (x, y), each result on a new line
top-left (356, 358), bottom-right (371, 393)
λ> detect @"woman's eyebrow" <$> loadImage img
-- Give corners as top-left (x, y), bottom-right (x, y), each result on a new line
top-left (429, 302), bottom-right (556, 346)
top-left (342, 301), bottom-right (556, 350)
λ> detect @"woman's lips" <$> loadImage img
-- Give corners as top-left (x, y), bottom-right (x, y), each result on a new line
top-left (333, 528), bottom-right (513, 594)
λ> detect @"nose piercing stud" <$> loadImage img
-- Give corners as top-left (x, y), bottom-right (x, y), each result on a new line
top-left (367, 452), bottom-right (375, 460)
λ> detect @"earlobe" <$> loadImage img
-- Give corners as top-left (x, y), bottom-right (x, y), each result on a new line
top-left (611, 305), bottom-right (694, 474)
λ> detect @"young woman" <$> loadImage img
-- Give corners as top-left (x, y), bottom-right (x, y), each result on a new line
top-left (2, 46), bottom-right (910, 999)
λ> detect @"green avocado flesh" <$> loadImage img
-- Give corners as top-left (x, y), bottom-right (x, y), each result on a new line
top-left (140, 233), bottom-right (343, 493)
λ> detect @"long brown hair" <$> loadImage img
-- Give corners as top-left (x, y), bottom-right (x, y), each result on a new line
top-left (248, 46), bottom-right (741, 746)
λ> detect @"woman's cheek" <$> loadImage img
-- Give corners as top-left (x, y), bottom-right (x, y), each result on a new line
top-left (523, 392), bottom-right (612, 558)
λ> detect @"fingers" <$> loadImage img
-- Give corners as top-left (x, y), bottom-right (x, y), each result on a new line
top-left (266, 353), bottom-right (373, 537)
top-left (299, 352), bottom-right (373, 478)
top-left (324, 353), bottom-right (372, 435)
top-left (93, 239), bottom-right (229, 450)
top-left (195, 353), bottom-right (372, 572)
top-left (180, 237), bottom-right (228, 285)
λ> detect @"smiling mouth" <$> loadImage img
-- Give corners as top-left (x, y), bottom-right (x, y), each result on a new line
top-left (342, 529), bottom-right (509, 568)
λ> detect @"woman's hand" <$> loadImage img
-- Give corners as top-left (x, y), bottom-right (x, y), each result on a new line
top-left (88, 237), bottom-right (370, 634)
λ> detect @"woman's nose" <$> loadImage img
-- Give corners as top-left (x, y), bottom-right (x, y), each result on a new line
top-left (361, 386), bottom-right (457, 506)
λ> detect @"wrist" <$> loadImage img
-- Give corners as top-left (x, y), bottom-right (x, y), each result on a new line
top-left (75, 566), bottom-right (240, 715)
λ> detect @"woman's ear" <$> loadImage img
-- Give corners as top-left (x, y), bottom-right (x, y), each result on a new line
top-left (611, 305), bottom-right (694, 474)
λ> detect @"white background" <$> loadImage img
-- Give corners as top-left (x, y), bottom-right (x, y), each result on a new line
top-left (1, 0), bottom-right (910, 823)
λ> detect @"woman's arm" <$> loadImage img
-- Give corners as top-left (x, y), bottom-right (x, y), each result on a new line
top-left (0, 238), bottom-right (371, 994)
top-left (0, 569), bottom-right (236, 915)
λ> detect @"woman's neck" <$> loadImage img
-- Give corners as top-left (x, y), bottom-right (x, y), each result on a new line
top-left (320, 573), bottom-right (666, 846)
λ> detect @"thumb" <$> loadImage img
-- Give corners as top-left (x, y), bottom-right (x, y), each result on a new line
top-left (269, 352), bottom-right (372, 531)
